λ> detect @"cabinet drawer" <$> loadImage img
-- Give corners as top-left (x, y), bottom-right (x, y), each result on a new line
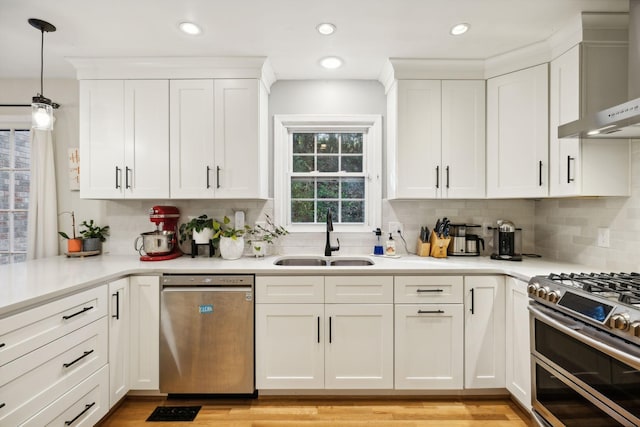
top-left (394, 276), bottom-right (463, 303)
top-left (0, 317), bottom-right (108, 427)
top-left (0, 285), bottom-right (108, 366)
top-left (21, 364), bottom-right (109, 427)
top-left (256, 276), bottom-right (324, 303)
top-left (325, 276), bottom-right (393, 303)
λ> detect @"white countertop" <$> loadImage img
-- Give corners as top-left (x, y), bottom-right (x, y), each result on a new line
top-left (0, 253), bottom-right (591, 316)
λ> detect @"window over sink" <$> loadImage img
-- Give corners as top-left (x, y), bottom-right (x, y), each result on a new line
top-left (274, 115), bottom-right (382, 233)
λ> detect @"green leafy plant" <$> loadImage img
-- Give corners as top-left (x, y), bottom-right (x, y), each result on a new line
top-left (213, 216), bottom-right (249, 240)
top-left (178, 215), bottom-right (214, 244)
top-left (79, 220), bottom-right (110, 242)
top-left (246, 213), bottom-right (288, 245)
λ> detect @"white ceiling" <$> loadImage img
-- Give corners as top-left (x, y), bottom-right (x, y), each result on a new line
top-left (0, 0), bottom-right (629, 81)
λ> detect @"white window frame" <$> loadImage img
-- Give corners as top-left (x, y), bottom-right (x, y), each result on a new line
top-left (274, 114), bottom-right (382, 233)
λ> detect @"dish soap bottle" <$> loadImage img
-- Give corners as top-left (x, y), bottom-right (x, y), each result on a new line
top-left (385, 233), bottom-right (396, 256)
top-left (373, 228), bottom-right (384, 255)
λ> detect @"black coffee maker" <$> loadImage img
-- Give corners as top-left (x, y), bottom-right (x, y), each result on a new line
top-left (489, 220), bottom-right (522, 261)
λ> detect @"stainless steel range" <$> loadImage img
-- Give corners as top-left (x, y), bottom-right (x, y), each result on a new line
top-left (527, 273), bottom-right (640, 427)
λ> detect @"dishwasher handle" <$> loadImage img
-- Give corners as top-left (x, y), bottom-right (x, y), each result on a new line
top-left (162, 286), bottom-right (252, 293)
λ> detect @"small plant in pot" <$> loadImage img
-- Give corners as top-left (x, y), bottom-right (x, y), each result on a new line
top-left (79, 220), bottom-right (110, 252)
top-left (246, 214), bottom-right (289, 257)
top-left (213, 216), bottom-right (248, 260)
top-left (58, 211), bottom-right (83, 253)
top-left (179, 215), bottom-right (215, 245)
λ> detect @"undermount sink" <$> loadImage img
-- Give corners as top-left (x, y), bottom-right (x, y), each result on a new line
top-left (273, 256), bottom-right (374, 267)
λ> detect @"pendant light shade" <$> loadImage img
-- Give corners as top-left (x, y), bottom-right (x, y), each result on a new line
top-left (29, 18), bottom-right (58, 131)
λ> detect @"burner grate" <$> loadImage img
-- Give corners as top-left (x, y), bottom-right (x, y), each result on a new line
top-left (547, 272), bottom-right (640, 305)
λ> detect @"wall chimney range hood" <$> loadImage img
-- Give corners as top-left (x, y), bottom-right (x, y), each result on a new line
top-left (559, 0), bottom-right (640, 139)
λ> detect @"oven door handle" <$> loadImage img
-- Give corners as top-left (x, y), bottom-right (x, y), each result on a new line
top-left (529, 304), bottom-right (640, 369)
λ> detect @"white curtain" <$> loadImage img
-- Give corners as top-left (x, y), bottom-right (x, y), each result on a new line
top-left (27, 129), bottom-right (58, 259)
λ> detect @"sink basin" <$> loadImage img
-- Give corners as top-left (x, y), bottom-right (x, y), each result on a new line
top-left (273, 256), bottom-right (374, 266)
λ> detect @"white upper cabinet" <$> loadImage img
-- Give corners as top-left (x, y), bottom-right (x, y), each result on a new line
top-left (80, 80), bottom-right (169, 199)
top-left (487, 64), bottom-right (549, 198)
top-left (387, 79), bottom-right (485, 199)
top-left (170, 79), bottom-right (268, 199)
top-left (549, 43), bottom-right (630, 197)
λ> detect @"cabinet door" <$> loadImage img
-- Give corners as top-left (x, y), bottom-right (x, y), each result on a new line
top-left (394, 80), bottom-right (442, 198)
top-left (324, 304), bottom-right (393, 389)
top-left (214, 79), bottom-right (266, 198)
top-left (505, 277), bottom-right (532, 411)
top-left (395, 304), bottom-right (463, 389)
top-left (487, 64), bottom-right (549, 198)
top-left (129, 276), bottom-right (159, 390)
top-left (79, 80), bottom-right (125, 199)
top-left (441, 80), bottom-right (486, 198)
top-left (255, 304), bottom-right (324, 389)
top-left (123, 80), bottom-right (169, 198)
top-left (108, 278), bottom-right (129, 407)
top-left (169, 80), bottom-right (215, 198)
top-left (549, 45), bottom-right (581, 197)
top-left (464, 276), bottom-right (505, 389)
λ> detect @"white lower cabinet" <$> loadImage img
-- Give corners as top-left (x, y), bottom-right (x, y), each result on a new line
top-left (394, 304), bottom-right (464, 389)
top-left (464, 276), bottom-right (506, 389)
top-left (505, 277), bottom-right (532, 411)
top-left (255, 303), bottom-right (324, 389)
top-left (108, 278), bottom-right (129, 406)
top-left (129, 276), bottom-right (160, 390)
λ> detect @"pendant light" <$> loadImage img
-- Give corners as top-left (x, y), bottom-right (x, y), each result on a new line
top-left (29, 18), bottom-right (59, 131)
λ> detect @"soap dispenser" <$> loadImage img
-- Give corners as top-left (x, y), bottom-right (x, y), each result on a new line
top-left (385, 233), bottom-right (396, 256)
top-left (373, 228), bottom-right (384, 255)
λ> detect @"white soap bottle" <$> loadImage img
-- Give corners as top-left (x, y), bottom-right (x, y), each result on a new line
top-left (385, 233), bottom-right (396, 256)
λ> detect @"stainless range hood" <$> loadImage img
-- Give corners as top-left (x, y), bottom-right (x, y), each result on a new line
top-left (559, 0), bottom-right (640, 139)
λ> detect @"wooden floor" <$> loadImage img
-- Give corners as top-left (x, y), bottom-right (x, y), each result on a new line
top-left (98, 396), bottom-right (533, 426)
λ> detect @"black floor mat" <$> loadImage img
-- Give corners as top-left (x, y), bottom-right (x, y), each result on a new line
top-left (146, 406), bottom-right (201, 422)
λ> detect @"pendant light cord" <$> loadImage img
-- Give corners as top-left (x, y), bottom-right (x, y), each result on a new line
top-left (39, 28), bottom-right (44, 96)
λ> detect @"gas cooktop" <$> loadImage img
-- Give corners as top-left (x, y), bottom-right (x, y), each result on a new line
top-left (528, 272), bottom-right (640, 343)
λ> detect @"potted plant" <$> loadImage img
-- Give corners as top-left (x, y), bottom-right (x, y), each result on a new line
top-left (179, 214), bottom-right (214, 245)
top-left (213, 216), bottom-right (248, 260)
top-left (58, 211), bottom-right (82, 253)
top-left (246, 213), bottom-right (289, 257)
top-left (79, 220), bottom-right (110, 252)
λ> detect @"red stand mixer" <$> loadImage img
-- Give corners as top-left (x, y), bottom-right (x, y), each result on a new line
top-left (135, 206), bottom-right (182, 261)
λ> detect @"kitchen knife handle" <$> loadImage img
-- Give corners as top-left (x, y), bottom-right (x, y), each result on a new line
top-left (329, 316), bottom-right (332, 343)
top-left (435, 166), bottom-right (440, 189)
top-left (470, 288), bottom-right (475, 314)
top-left (125, 166), bottom-right (131, 189)
top-left (206, 166), bottom-right (211, 189)
top-left (446, 166), bottom-right (450, 189)
top-left (112, 291), bottom-right (120, 320)
top-left (115, 166), bottom-right (121, 189)
top-left (567, 156), bottom-right (575, 183)
top-left (538, 161), bottom-right (543, 186)
top-left (216, 166), bottom-right (221, 189)
top-left (317, 316), bottom-right (320, 343)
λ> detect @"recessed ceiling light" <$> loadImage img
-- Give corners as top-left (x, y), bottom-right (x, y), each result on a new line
top-left (320, 56), bottom-right (343, 69)
top-left (450, 23), bottom-right (470, 36)
top-left (316, 23), bottom-right (336, 36)
top-left (179, 22), bottom-right (202, 35)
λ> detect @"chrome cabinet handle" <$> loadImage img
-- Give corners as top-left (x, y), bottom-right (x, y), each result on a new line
top-left (62, 306), bottom-right (93, 320)
top-left (63, 350), bottom-right (94, 368)
top-left (64, 402), bottom-right (95, 426)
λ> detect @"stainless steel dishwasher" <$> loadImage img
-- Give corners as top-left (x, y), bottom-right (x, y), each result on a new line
top-left (159, 274), bottom-right (254, 394)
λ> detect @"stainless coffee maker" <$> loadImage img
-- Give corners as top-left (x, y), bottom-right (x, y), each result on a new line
top-left (489, 219), bottom-right (522, 261)
top-left (447, 224), bottom-right (483, 256)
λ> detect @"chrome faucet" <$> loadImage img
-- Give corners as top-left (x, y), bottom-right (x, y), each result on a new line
top-left (324, 209), bottom-right (340, 256)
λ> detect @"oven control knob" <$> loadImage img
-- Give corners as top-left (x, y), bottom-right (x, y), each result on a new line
top-left (537, 287), bottom-right (549, 299)
top-left (527, 283), bottom-right (539, 295)
top-left (608, 313), bottom-right (630, 331)
top-left (630, 322), bottom-right (640, 338)
top-left (546, 291), bottom-right (560, 303)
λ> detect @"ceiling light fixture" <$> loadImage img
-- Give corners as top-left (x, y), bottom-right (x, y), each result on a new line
top-left (316, 23), bottom-right (336, 36)
top-left (450, 23), bottom-right (470, 36)
top-left (320, 56), bottom-right (343, 69)
top-left (179, 22), bottom-right (202, 35)
top-left (29, 18), bottom-right (58, 131)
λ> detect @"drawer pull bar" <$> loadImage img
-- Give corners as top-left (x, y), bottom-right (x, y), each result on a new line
top-left (0, 343), bottom-right (5, 348)
top-left (65, 402), bottom-right (95, 426)
top-left (112, 291), bottom-right (120, 320)
top-left (418, 310), bottom-right (445, 314)
top-left (416, 289), bottom-right (444, 293)
top-left (63, 350), bottom-right (94, 368)
top-left (0, 403), bottom-right (5, 409)
top-left (62, 306), bottom-right (94, 320)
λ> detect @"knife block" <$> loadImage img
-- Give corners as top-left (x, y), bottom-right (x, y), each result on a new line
top-left (416, 239), bottom-right (430, 257)
top-left (429, 231), bottom-right (450, 258)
